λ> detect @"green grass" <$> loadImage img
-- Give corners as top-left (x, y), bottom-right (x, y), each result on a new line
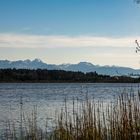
top-left (1, 91), bottom-right (140, 140)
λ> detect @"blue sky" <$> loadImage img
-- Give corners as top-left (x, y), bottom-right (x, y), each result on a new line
top-left (0, 0), bottom-right (140, 68)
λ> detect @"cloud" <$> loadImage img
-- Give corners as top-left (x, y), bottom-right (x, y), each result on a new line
top-left (0, 33), bottom-right (139, 48)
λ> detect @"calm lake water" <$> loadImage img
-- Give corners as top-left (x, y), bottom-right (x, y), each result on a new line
top-left (0, 83), bottom-right (139, 132)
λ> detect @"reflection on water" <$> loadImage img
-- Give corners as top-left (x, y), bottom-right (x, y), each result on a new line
top-left (0, 83), bottom-right (139, 131)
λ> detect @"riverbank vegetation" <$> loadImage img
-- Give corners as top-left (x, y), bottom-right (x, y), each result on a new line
top-left (1, 91), bottom-right (140, 140)
top-left (0, 69), bottom-right (139, 83)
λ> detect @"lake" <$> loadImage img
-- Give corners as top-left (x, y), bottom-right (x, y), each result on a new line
top-left (0, 83), bottom-right (139, 133)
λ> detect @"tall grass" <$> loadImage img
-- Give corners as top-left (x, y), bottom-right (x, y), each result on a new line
top-left (1, 91), bottom-right (140, 140)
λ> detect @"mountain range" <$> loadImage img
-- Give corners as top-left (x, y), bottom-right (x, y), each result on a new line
top-left (0, 59), bottom-right (140, 76)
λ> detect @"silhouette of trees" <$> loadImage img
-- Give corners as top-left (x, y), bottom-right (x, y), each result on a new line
top-left (0, 69), bottom-right (138, 83)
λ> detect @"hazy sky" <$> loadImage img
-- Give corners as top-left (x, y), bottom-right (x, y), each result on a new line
top-left (0, 0), bottom-right (140, 68)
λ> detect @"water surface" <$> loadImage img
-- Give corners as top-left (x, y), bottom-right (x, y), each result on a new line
top-left (0, 83), bottom-right (139, 132)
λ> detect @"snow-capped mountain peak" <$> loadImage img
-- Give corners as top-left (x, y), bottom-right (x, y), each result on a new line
top-left (0, 59), bottom-right (139, 76)
top-left (32, 58), bottom-right (43, 63)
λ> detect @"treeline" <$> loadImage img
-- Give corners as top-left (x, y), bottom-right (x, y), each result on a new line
top-left (0, 69), bottom-right (139, 83)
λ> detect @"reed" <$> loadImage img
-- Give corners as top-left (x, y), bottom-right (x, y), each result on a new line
top-left (1, 91), bottom-right (140, 140)
top-left (53, 91), bottom-right (140, 140)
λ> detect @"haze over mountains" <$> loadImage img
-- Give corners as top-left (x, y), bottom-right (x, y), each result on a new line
top-left (0, 59), bottom-right (140, 76)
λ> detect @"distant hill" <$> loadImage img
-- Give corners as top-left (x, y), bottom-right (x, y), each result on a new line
top-left (0, 59), bottom-right (140, 76)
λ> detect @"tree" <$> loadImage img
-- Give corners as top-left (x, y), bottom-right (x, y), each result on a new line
top-left (135, 40), bottom-right (140, 53)
top-left (134, 0), bottom-right (140, 53)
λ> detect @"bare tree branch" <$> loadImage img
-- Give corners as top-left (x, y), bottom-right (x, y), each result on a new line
top-left (134, 0), bottom-right (140, 4)
top-left (135, 40), bottom-right (140, 53)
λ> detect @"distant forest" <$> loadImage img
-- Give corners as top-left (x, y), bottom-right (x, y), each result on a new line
top-left (0, 69), bottom-right (139, 83)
